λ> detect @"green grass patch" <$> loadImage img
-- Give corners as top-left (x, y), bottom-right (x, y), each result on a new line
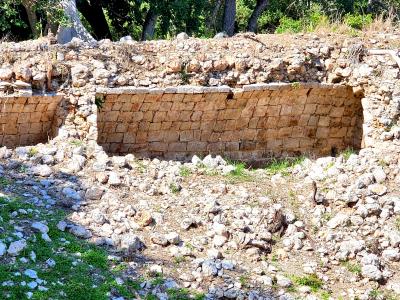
top-left (144, 294), bottom-right (158, 300)
top-left (223, 160), bottom-right (254, 184)
top-left (395, 217), bottom-right (400, 231)
top-left (150, 273), bottom-right (165, 286)
top-left (320, 290), bottom-right (332, 300)
top-left (342, 261), bottom-right (362, 276)
top-left (170, 183), bottom-right (181, 194)
top-left (179, 166), bottom-right (192, 177)
top-left (166, 288), bottom-right (192, 300)
top-left (341, 147), bottom-right (356, 161)
top-left (173, 255), bottom-right (186, 265)
top-left (82, 248), bottom-right (109, 270)
top-left (0, 176), bottom-right (11, 188)
top-left (0, 187), bottom-right (207, 300)
top-left (135, 161), bottom-right (147, 174)
top-left (69, 139), bottom-right (84, 147)
top-left (28, 147), bottom-right (38, 157)
top-left (291, 274), bottom-right (323, 292)
top-left (239, 274), bottom-right (249, 288)
top-left (344, 13), bottom-right (373, 30)
top-left (265, 156), bottom-right (305, 176)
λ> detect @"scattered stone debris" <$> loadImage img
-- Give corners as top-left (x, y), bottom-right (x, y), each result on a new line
top-left (0, 139), bottom-right (399, 299)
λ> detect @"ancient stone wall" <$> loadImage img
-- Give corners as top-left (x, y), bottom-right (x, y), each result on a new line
top-left (0, 95), bottom-right (63, 147)
top-left (0, 34), bottom-right (398, 159)
top-left (97, 84), bottom-right (363, 161)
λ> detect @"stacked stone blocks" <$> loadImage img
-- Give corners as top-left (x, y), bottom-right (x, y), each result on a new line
top-left (97, 84), bottom-right (363, 161)
top-left (0, 95), bottom-right (63, 147)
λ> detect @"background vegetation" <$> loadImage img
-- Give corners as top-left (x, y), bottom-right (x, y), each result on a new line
top-left (0, 0), bottom-right (399, 42)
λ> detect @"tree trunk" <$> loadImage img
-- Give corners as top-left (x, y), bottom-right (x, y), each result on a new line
top-left (247, 0), bottom-right (269, 33)
top-left (141, 7), bottom-right (158, 41)
top-left (223, 0), bottom-right (236, 36)
top-left (206, 0), bottom-right (223, 32)
top-left (76, 0), bottom-right (112, 40)
top-left (21, 0), bottom-right (40, 38)
top-left (57, 0), bottom-right (95, 44)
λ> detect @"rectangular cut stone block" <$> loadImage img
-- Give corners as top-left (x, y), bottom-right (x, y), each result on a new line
top-left (253, 106), bottom-right (268, 117)
top-left (208, 142), bottom-right (225, 151)
top-left (266, 105), bottom-right (281, 116)
top-left (123, 133), bottom-right (136, 143)
top-left (187, 141), bottom-right (207, 152)
top-left (180, 131), bottom-right (193, 142)
top-left (149, 142), bottom-right (168, 152)
top-left (169, 142), bottom-right (187, 151)
top-left (29, 123), bottom-right (43, 134)
top-left (202, 111), bottom-right (218, 121)
top-left (164, 131), bottom-right (179, 142)
top-left (107, 133), bottom-right (123, 143)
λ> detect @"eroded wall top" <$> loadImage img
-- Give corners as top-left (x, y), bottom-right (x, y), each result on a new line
top-left (0, 33), bottom-right (398, 92)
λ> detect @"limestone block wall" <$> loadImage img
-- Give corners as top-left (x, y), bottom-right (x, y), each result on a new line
top-left (97, 84), bottom-right (363, 161)
top-left (0, 95), bottom-right (63, 147)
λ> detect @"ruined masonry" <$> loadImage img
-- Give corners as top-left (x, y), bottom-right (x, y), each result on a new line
top-left (0, 34), bottom-right (399, 162)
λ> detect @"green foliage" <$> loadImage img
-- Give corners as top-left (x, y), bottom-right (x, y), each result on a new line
top-left (0, 176), bottom-right (11, 188)
top-left (150, 273), bottom-right (165, 286)
top-left (0, 2), bottom-right (26, 33)
top-left (275, 16), bottom-right (303, 33)
top-left (173, 255), bottom-right (186, 265)
top-left (170, 182), bottom-right (181, 194)
top-left (28, 147), bottom-right (38, 157)
top-left (0, 0), bottom-right (68, 39)
top-left (341, 147), bottom-right (356, 161)
top-left (276, 4), bottom-right (330, 33)
top-left (265, 156), bottom-right (305, 176)
top-left (166, 288), bottom-right (191, 300)
top-left (291, 81), bottom-right (301, 89)
top-left (344, 13), bottom-right (373, 29)
top-left (180, 65), bottom-right (190, 84)
top-left (342, 260), bottom-right (362, 275)
top-left (291, 274), bottom-right (323, 292)
top-left (320, 290), bottom-right (332, 300)
top-left (236, 0), bottom-right (254, 31)
top-left (69, 139), bottom-right (84, 147)
top-left (395, 217), bottom-right (400, 231)
top-left (179, 166), bottom-right (192, 177)
top-left (224, 161), bottom-right (252, 183)
top-left (95, 94), bottom-right (105, 111)
top-left (81, 249), bottom-right (109, 270)
top-left (228, 162), bottom-right (247, 177)
top-left (239, 274), bottom-right (250, 287)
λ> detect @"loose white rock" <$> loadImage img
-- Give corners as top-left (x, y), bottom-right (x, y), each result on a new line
top-left (7, 239), bottom-right (27, 256)
top-left (24, 269), bottom-right (38, 279)
top-left (31, 222), bottom-right (49, 234)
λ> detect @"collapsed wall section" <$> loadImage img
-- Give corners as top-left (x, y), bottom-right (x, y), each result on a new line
top-left (0, 95), bottom-right (63, 148)
top-left (97, 84), bottom-right (363, 161)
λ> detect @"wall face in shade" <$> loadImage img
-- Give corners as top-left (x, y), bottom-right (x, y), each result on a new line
top-left (97, 84), bottom-right (363, 162)
top-left (0, 95), bottom-right (63, 148)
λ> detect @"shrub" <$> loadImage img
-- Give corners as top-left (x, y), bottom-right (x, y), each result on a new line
top-left (276, 4), bottom-right (330, 34)
top-left (275, 16), bottom-right (302, 33)
top-left (344, 13), bottom-right (373, 30)
top-left (292, 274), bottom-right (323, 292)
top-left (304, 4), bottom-right (330, 31)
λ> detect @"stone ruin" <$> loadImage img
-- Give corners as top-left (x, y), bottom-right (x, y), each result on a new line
top-left (0, 34), bottom-right (399, 163)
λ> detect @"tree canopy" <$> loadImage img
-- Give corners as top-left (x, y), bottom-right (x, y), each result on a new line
top-left (1, 0), bottom-right (399, 43)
